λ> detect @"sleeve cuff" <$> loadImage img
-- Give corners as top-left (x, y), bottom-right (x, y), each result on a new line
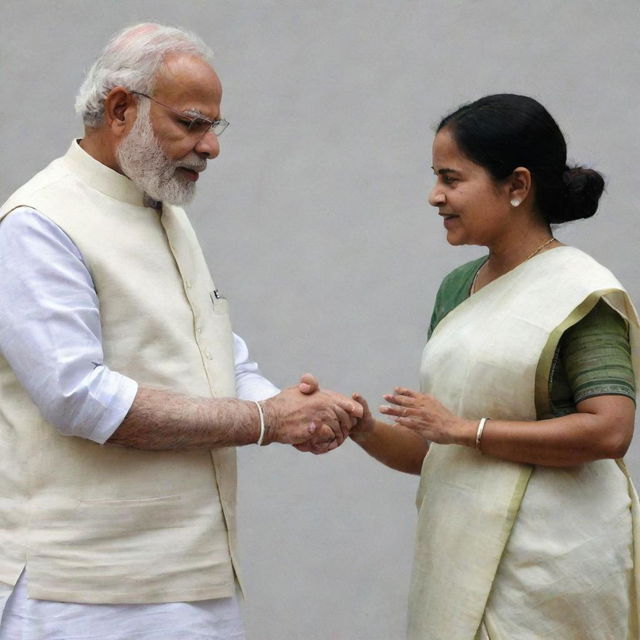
top-left (88, 375), bottom-right (139, 444)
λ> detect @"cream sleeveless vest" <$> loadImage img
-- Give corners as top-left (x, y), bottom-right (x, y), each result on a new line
top-left (0, 141), bottom-right (240, 604)
top-left (407, 247), bottom-right (640, 639)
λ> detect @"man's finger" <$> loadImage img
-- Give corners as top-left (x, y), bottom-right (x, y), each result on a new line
top-left (294, 439), bottom-right (336, 455)
top-left (298, 372), bottom-right (319, 395)
top-left (307, 419), bottom-right (340, 446)
top-left (332, 404), bottom-right (352, 442)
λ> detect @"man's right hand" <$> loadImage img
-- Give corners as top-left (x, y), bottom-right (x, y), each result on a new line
top-left (261, 380), bottom-right (362, 448)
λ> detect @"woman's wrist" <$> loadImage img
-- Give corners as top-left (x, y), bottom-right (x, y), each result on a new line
top-left (453, 418), bottom-right (478, 448)
top-left (350, 418), bottom-right (376, 444)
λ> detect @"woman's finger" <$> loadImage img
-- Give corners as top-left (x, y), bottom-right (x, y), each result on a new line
top-left (380, 404), bottom-right (419, 418)
top-left (353, 392), bottom-right (370, 414)
top-left (383, 393), bottom-right (417, 407)
top-left (380, 405), bottom-right (402, 417)
top-left (395, 416), bottom-right (422, 428)
top-left (394, 387), bottom-right (420, 397)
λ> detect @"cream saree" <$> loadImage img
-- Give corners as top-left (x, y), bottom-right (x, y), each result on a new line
top-left (407, 247), bottom-right (640, 640)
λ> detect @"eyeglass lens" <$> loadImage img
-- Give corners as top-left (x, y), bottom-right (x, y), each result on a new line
top-left (188, 118), bottom-right (228, 136)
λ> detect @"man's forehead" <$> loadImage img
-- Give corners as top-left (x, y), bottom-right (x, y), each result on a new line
top-left (153, 53), bottom-right (222, 112)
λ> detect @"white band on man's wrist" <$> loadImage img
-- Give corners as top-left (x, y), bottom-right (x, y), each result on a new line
top-left (254, 400), bottom-right (266, 446)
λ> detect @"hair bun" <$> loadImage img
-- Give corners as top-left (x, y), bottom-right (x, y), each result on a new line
top-left (558, 165), bottom-right (605, 222)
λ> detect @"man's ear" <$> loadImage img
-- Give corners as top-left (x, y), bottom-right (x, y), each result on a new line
top-left (103, 87), bottom-right (136, 138)
top-left (507, 167), bottom-right (532, 207)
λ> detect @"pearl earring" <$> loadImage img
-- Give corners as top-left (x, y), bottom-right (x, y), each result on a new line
top-left (510, 199), bottom-right (521, 207)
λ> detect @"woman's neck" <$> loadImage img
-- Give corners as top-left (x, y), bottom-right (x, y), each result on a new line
top-left (473, 223), bottom-right (558, 293)
top-left (487, 228), bottom-right (554, 273)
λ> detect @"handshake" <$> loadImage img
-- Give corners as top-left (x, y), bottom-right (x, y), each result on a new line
top-left (257, 374), bottom-right (366, 454)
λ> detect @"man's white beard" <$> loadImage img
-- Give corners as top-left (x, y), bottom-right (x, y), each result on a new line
top-left (116, 102), bottom-right (206, 205)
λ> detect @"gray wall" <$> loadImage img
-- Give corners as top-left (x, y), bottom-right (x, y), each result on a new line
top-left (2, 2), bottom-right (639, 638)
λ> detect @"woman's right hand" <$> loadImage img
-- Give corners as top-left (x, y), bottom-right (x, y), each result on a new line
top-left (350, 393), bottom-right (376, 442)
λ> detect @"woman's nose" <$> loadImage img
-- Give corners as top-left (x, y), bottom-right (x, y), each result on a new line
top-left (428, 185), bottom-right (445, 207)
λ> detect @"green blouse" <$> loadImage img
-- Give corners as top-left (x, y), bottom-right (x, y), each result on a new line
top-left (428, 257), bottom-right (636, 418)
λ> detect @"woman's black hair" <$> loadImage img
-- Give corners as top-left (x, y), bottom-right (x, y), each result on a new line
top-left (437, 94), bottom-right (604, 224)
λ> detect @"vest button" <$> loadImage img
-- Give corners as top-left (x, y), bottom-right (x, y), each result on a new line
top-left (205, 349), bottom-right (213, 359)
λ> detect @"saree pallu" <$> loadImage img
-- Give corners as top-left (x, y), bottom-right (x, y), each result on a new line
top-left (408, 247), bottom-right (640, 640)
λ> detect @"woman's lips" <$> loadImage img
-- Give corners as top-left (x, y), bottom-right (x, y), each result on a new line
top-left (442, 214), bottom-right (459, 229)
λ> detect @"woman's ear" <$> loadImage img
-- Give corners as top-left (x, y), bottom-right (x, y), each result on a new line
top-left (508, 167), bottom-right (532, 208)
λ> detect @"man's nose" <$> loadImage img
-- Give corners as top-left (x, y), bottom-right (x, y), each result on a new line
top-left (194, 130), bottom-right (220, 159)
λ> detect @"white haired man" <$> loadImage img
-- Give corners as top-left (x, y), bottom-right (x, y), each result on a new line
top-left (0, 23), bottom-right (359, 639)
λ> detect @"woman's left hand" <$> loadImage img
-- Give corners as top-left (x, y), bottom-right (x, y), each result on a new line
top-left (380, 387), bottom-right (474, 446)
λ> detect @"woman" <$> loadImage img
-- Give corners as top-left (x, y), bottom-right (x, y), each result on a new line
top-left (351, 94), bottom-right (639, 639)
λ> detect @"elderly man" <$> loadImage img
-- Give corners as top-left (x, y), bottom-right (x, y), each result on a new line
top-left (0, 23), bottom-right (358, 639)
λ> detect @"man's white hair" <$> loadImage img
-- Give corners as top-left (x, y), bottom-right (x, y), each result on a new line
top-left (75, 23), bottom-right (214, 128)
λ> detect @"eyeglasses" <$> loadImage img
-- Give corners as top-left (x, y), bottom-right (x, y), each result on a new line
top-left (131, 91), bottom-right (230, 137)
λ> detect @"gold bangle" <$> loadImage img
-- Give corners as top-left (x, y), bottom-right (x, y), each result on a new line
top-left (475, 417), bottom-right (489, 451)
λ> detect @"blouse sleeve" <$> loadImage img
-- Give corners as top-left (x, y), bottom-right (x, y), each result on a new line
top-left (555, 299), bottom-right (636, 408)
top-left (427, 258), bottom-right (486, 339)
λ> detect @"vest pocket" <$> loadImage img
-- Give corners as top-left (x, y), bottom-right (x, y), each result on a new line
top-left (210, 291), bottom-right (230, 317)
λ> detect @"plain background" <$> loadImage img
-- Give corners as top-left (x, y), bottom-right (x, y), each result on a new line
top-left (2, 2), bottom-right (639, 638)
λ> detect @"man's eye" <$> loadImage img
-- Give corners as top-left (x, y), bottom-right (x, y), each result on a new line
top-left (187, 118), bottom-right (211, 134)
